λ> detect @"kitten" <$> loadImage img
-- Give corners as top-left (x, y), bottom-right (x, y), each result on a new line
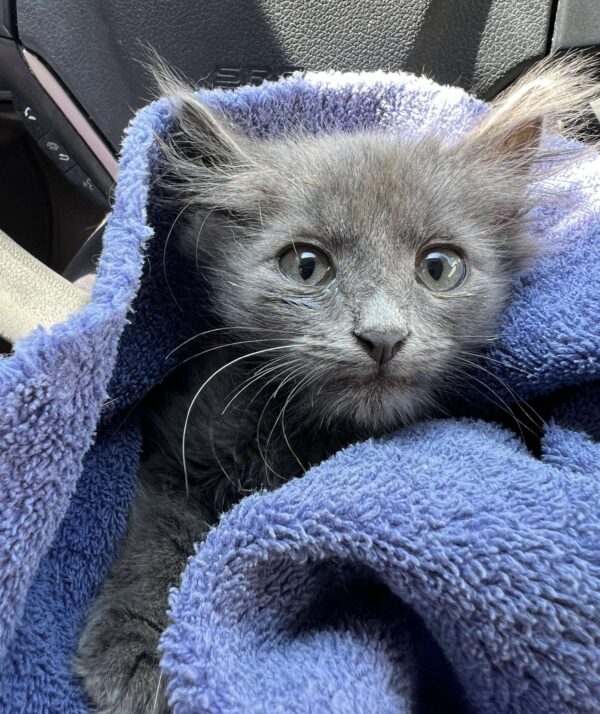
top-left (76, 57), bottom-right (599, 713)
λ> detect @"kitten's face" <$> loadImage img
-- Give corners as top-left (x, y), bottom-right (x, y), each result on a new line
top-left (158, 58), bottom-right (597, 433)
top-left (181, 132), bottom-right (532, 431)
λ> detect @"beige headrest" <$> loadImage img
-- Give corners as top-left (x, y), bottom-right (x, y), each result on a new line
top-left (0, 229), bottom-right (91, 344)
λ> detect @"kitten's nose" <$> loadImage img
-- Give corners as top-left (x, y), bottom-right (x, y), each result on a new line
top-left (354, 330), bottom-right (407, 367)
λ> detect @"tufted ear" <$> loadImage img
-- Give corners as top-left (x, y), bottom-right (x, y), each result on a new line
top-left (149, 58), bottom-right (261, 213)
top-left (455, 54), bottom-right (600, 172)
top-left (156, 68), bottom-right (249, 167)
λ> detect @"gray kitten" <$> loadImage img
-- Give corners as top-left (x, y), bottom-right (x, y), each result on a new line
top-left (76, 57), bottom-right (598, 713)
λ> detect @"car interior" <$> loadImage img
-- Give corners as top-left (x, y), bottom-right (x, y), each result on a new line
top-left (1, 3), bottom-right (600, 710)
top-left (0, 0), bottom-right (597, 356)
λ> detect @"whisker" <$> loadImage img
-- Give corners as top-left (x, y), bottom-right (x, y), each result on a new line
top-left (451, 356), bottom-right (539, 438)
top-left (152, 671), bottom-right (164, 714)
top-left (165, 326), bottom-right (333, 360)
top-left (246, 360), bottom-right (303, 410)
top-left (173, 337), bottom-right (299, 369)
top-left (165, 326), bottom-right (293, 359)
top-left (229, 360), bottom-right (303, 477)
top-left (208, 424), bottom-right (236, 488)
top-left (455, 354), bottom-right (547, 430)
top-left (162, 200), bottom-right (193, 312)
top-left (255, 364), bottom-right (305, 481)
top-left (194, 205), bottom-right (221, 273)
top-left (457, 373), bottom-right (531, 441)
top-left (262, 365), bottom-right (308, 473)
top-left (221, 357), bottom-right (304, 415)
top-left (458, 350), bottom-right (531, 376)
top-left (279, 367), bottom-right (323, 471)
top-left (221, 354), bottom-right (289, 402)
top-left (457, 334), bottom-right (502, 342)
top-left (181, 344), bottom-right (299, 494)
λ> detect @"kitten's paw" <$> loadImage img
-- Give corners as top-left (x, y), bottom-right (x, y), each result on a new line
top-left (75, 603), bottom-right (168, 714)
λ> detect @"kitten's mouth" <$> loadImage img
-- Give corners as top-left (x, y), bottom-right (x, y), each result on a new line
top-left (312, 367), bottom-right (423, 431)
top-left (367, 368), bottom-right (411, 387)
top-left (330, 369), bottom-right (412, 392)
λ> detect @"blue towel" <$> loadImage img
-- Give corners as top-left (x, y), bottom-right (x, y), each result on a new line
top-left (0, 70), bottom-right (599, 713)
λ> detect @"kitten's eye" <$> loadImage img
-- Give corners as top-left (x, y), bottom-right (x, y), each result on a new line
top-left (416, 248), bottom-right (466, 292)
top-left (279, 244), bottom-right (333, 286)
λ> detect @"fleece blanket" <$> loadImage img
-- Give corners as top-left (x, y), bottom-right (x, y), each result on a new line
top-left (0, 70), bottom-right (599, 713)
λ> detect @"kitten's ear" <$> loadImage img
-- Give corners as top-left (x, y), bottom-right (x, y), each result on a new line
top-left (455, 54), bottom-right (600, 170)
top-left (148, 57), bottom-right (266, 217)
top-left (151, 58), bottom-right (250, 169)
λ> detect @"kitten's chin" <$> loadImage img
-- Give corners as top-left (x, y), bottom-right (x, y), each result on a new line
top-left (311, 376), bottom-right (432, 433)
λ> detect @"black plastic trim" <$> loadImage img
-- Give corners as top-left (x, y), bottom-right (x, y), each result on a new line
top-left (552, 0), bottom-right (600, 50)
top-left (0, 37), bottom-right (112, 204)
top-left (0, 0), bottom-right (15, 39)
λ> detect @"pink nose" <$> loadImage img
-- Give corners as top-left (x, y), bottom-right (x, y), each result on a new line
top-left (354, 331), bottom-right (407, 367)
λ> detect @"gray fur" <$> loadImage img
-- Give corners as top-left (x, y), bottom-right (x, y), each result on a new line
top-left (76, 56), bottom-right (599, 713)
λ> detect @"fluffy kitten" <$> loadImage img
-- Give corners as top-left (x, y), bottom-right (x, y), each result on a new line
top-left (76, 57), bottom-right (599, 713)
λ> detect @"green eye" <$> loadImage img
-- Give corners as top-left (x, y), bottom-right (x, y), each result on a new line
top-left (416, 247), bottom-right (466, 292)
top-left (279, 244), bottom-right (334, 286)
